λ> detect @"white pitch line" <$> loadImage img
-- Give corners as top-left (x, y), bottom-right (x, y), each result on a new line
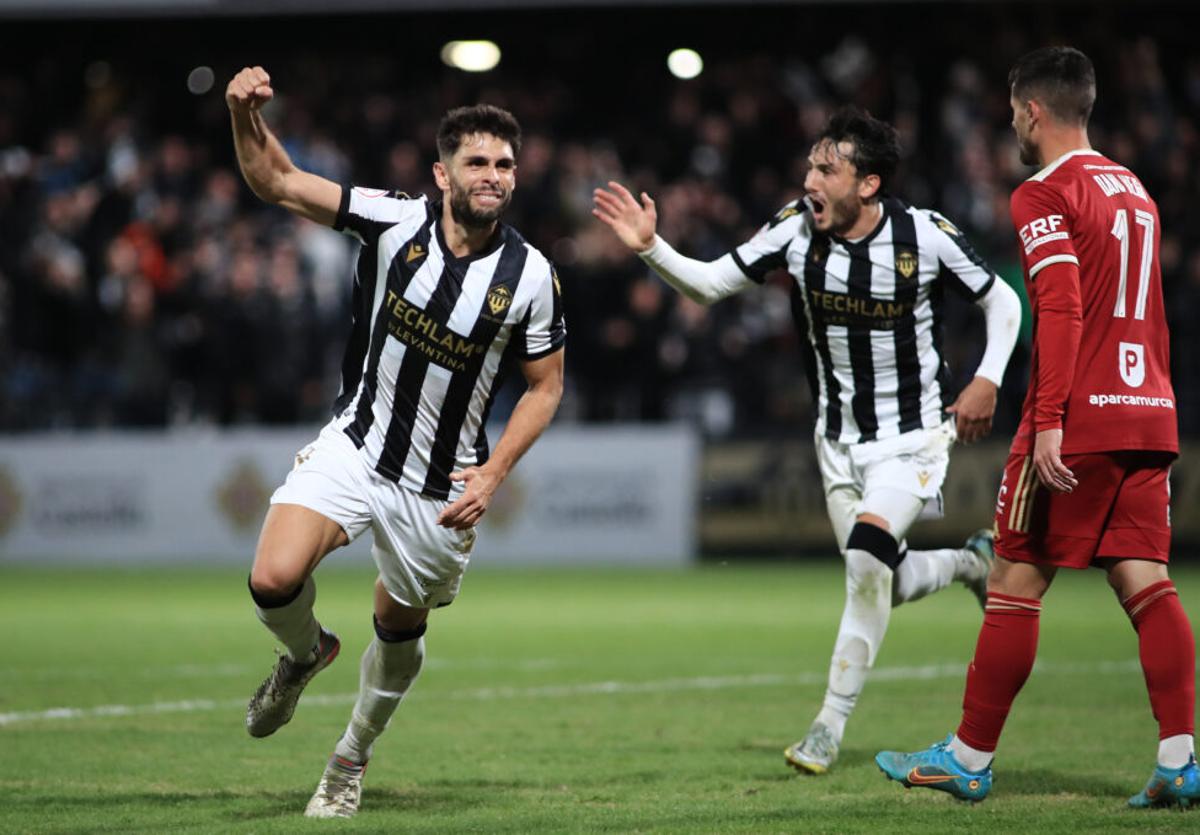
top-left (0, 657), bottom-right (560, 682)
top-left (0, 659), bottom-right (1141, 728)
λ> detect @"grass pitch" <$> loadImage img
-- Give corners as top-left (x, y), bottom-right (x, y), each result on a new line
top-left (2, 561), bottom-right (1198, 833)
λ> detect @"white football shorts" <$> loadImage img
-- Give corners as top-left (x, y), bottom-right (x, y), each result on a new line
top-left (270, 421), bottom-right (477, 608)
top-left (816, 418), bottom-right (956, 549)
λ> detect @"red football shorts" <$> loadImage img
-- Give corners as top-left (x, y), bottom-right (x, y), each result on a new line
top-left (993, 451), bottom-right (1174, 568)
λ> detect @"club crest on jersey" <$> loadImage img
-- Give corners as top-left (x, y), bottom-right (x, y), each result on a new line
top-left (488, 285), bottom-right (513, 317)
top-left (935, 218), bottom-right (960, 237)
top-left (896, 250), bottom-right (918, 279)
top-left (774, 205), bottom-right (802, 224)
top-left (1119, 341), bottom-right (1145, 388)
top-left (406, 242), bottom-right (426, 264)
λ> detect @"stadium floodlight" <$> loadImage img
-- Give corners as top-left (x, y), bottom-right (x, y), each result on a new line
top-left (440, 40), bottom-right (501, 73)
top-left (667, 48), bottom-right (703, 80)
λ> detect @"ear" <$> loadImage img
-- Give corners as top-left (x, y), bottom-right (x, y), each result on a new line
top-left (1026, 98), bottom-right (1043, 126)
top-left (858, 172), bottom-right (881, 201)
top-left (433, 160), bottom-right (449, 192)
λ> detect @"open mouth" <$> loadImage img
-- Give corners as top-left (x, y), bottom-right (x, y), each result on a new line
top-left (805, 195), bottom-right (826, 221)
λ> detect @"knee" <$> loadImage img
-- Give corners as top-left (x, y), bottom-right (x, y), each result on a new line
top-left (248, 562), bottom-right (306, 601)
top-left (846, 522), bottom-right (901, 571)
top-left (1105, 559), bottom-right (1170, 602)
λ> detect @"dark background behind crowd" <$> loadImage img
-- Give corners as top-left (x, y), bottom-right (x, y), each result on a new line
top-left (2, 2), bottom-right (1198, 438)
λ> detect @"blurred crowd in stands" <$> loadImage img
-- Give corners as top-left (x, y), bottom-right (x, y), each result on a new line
top-left (2, 7), bottom-right (1198, 437)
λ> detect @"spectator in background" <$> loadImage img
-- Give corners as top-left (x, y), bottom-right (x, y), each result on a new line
top-left (0, 22), bottom-right (1196, 438)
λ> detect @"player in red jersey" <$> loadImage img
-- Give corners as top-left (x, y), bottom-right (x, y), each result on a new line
top-left (876, 46), bottom-right (1198, 806)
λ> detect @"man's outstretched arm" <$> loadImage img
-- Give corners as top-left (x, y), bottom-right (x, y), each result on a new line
top-left (226, 66), bottom-right (340, 226)
top-left (592, 180), bottom-right (753, 304)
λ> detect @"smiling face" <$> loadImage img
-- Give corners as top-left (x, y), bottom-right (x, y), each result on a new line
top-left (803, 138), bottom-right (878, 236)
top-left (434, 132), bottom-right (516, 229)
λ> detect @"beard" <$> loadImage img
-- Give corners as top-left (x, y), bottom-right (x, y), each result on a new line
top-left (448, 180), bottom-right (511, 229)
top-left (825, 194), bottom-right (862, 236)
top-left (1017, 133), bottom-right (1039, 166)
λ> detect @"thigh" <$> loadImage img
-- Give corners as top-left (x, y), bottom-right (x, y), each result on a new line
top-left (254, 426), bottom-right (372, 591)
top-left (818, 435), bottom-right (861, 553)
top-left (370, 485), bottom-right (477, 609)
top-left (994, 452), bottom-right (1124, 569)
top-left (270, 425), bottom-right (373, 544)
top-left (857, 487), bottom-right (925, 542)
top-left (1096, 453), bottom-right (1173, 562)
top-left (374, 578), bottom-right (430, 632)
top-left (858, 423), bottom-right (953, 539)
top-left (252, 503), bottom-right (349, 592)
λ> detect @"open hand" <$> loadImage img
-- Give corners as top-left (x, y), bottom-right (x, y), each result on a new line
top-left (1033, 428), bottom-right (1078, 493)
top-left (592, 180), bottom-right (657, 253)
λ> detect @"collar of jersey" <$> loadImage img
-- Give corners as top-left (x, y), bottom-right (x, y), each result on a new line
top-left (1028, 148), bottom-right (1103, 182)
top-left (431, 201), bottom-right (510, 265)
top-left (829, 197), bottom-right (892, 247)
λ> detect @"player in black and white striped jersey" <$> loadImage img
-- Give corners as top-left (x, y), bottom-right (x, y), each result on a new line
top-left (226, 66), bottom-right (563, 818)
top-left (594, 107), bottom-right (1022, 776)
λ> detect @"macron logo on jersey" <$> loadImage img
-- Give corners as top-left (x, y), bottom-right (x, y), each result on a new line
top-left (1019, 214), bottom-right (1068, 255)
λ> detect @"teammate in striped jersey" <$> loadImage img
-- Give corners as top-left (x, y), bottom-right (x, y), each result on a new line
top-left (226, 66), bottom-right (564, 818)
top-left (877, 47), bottom-right (1196, 808)
top-left (594, 107), bottom-right (1023, 775)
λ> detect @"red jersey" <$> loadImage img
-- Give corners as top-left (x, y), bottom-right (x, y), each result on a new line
top-left (1009, 149), bottom-right (1178, 455)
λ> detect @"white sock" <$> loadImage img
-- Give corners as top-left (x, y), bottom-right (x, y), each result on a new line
top-left (949, 734), bottom-right (994, 772)
top-left (334, 633), bottom-right (425, 763)
top-left (1158, 734), bottom-right (1196, 769)
top-left (253, 576), bottom-right (320, 662)
top-left (817, 548), bottom-right (893, 743)
top-left (892, 548), bottom-right (959, 604)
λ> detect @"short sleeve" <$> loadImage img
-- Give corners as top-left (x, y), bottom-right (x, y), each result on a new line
top-left (730, 200), bottom-right (805, 283)
top-left (334, 186), bottom-right (426, 246)
top-left (519, 263), bottom-right (566, 360)
top-left (1011, 181), bottom-right (1077, 280)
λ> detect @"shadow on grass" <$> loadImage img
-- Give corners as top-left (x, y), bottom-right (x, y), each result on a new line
top-left (996, 768), bottom-right (1133, 799)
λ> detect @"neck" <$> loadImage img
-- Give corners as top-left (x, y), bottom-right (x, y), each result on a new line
top-left (441, 202), bottom-right (499, 258)
top-left (1037, 127), bottom-right (1092, 169)
top-left (841, 200), bottom-right (883, 240)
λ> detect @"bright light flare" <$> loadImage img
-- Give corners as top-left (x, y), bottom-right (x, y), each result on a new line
top-left (667, 48), bottom-right (703, 80)
top-left (441, 41), bottom-right (502, 73)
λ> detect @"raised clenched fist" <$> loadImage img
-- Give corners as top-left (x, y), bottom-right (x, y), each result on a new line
top-left (226, 66), bottom-right (274, 114)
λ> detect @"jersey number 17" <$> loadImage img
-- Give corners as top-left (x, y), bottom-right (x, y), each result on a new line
top-left (1110, 208), bottom-right (1155, 320)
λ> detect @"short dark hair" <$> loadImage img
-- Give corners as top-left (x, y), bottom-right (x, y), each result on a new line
top-left (436, 104), bottom-right (522, 160)
top-left (814, 106), bottom-right (901, 196)
top-left (1008, 46), bottom-right (1096, 125)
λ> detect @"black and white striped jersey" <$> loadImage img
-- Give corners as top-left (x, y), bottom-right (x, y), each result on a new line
top-left (329, 186), bottom-right (565, 500)
top-left (732, 197), bottom-right (996, 444)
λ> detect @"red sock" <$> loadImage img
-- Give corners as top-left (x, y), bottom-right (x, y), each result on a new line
top-left (1123, 580), bottom-right (1196, 739)
top-left (956, 593), bottom-right (1042, 752)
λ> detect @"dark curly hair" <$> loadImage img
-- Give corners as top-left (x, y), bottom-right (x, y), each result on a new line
top-left (1009, 46), bottom-right (1096, 126)
top-left (436, 104), bottom-right (523, 160)
top-left (814, 106), bottom-right (901, 198)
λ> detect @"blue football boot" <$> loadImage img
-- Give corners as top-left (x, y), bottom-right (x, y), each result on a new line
top-left (875, 734), bottom-right (992, 802)
top-left (1128, 755), bottom-right (1200, 809)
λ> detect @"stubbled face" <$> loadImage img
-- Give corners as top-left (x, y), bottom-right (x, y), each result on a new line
top-left (438, 133), bottom-right (516, 228)
top-left (803, 139), bottom-right (868, 235)
top-left (1010, 93), bottom-right (1039, 166)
